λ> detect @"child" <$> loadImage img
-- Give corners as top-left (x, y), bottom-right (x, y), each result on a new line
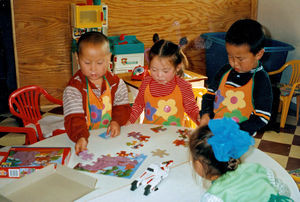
top-left (63, 32), bottom-right (131, 154)
top-left (189, 118), bottom-right (292, 201)
top-left (200, 19), bottom-right (272, 136)
top-left (128, 39), bottom-right (200, 126)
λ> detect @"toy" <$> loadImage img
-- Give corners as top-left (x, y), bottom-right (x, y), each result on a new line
top-left (130, 160), bottom-right (173, 195)
top-left (131, 65), bottom-right (149, 81)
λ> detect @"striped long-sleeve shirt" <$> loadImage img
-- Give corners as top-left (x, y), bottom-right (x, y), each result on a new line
top-left (201, 64), bottom-right (273, 135)
top-left (129, 75), bottom-right (199, 124)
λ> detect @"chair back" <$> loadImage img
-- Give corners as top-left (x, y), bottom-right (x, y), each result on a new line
top-left (286, 60), bottom-right (300, 86)
top-left (269, 60), bottom-right (300, 85)
top-left (8, 85), bottom-right (62, 141)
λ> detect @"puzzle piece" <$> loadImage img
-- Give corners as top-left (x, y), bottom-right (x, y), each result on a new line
top-left (117, 151), bottom-right (133, 157)
top-left (150, 126), bottom-right (167, 133)
top-left (79, 150), bottom-right (94, 161)
top-left (151, 149), bottom-right (169, 158)
top-left (173, 139), bottom-right (187, 147)
top-left (99, 131), bottom-right (111, 139)
top-left (139, 135), bottom-right (150, 142)
top-left (176, 129), bottom-right (192, 139)
top-left (128, 131), bottom-right (142, 139)
top-left (132, 143), bottom-right (144, 149)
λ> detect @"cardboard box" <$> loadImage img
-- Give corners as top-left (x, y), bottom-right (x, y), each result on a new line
top-left (0, 164), bottom-right (97, 202)
top-left (0, 147), bottom-right (71, 178)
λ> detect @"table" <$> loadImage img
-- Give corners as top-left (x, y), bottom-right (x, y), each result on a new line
top-left (0, 124), bottom-right (299, 202)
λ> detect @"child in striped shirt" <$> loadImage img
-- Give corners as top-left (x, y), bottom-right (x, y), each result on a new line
top-left (63, 32), bottom-right (131, 154)
top-left (200, 19), bottom-right (273, 136)
top-left (127, 39), bottom-right (200, 126)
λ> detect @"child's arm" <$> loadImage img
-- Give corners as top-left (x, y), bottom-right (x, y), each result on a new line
top-left (239, 70), bottom-right (272, 135)
top-left (110, 78), bottom-right (131, 126)
top-left (178, 78), bottom-right (200, 124)
top-left (107, 120), bottom-right (120, 137)
top-left (63, 86), bottom-right (90, 155)
top-left (128, 76), bottom-right (151, 124)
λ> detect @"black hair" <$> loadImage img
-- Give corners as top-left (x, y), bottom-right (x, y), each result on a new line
top-left (225, 19), bottom-right (265, 55)
top-left (148, 39), bottom-right (188, 77)
top-left (189, 125), bottom-right (240, 179)
top-left (77, 31), bottom-right (110, 55)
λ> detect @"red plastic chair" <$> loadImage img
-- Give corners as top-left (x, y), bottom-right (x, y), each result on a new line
top-left (0, 126), bottom-right (37, 145)
top-left (8, 85), bottom-right (65, 141)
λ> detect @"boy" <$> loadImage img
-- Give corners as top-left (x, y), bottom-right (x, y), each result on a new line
top-left (63, 32), bottom-right (131, 154)
top-left (199, 19), bottom-right (273, 136)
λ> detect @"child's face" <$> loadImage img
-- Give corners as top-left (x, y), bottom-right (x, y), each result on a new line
top-left (226, 43), bottom-right (264, 73)
top-left (77, 42), bottom-right (111, 84)
top-left (149, 56), bottom-right (178, 84)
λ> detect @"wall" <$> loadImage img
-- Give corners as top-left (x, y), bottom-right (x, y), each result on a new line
top-left (12, 0), bottom-right (257, 102)
top-left (257, 0), bottom-right (300, 107)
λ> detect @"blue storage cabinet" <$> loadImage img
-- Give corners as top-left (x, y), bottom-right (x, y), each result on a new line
top-left (201, 32), bottom-right (295, 83)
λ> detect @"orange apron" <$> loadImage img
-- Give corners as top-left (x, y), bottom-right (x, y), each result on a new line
top-left (86, 77), bottom-right (112, 129)
top-left (143, 81), bottom-right (185, 126)
top-left (214, 69), bottom-right (256, 123)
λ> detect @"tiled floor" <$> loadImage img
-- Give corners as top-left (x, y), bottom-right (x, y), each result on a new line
top-left (0, 108), bottom-right (299, 173)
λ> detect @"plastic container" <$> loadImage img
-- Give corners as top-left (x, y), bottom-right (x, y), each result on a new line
top-left (201, 32), bottom-right (295, 83)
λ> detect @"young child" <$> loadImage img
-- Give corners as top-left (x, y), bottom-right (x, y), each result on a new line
top-left (189, 118), bottom-right (292, 201)
top-left (63, 32), bottom-right (131, 154)
top-left (128, 39), bottom-right (200, 126)
top-left (200, 19), bottom-right (272, 136)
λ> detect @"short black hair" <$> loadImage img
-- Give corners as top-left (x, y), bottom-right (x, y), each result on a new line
top-left (77, 31), bottom-right (110, 55)
top-left (225, 19), bottom-right (265, 55)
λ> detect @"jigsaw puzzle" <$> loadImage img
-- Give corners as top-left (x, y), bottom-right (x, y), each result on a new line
top-left (74, 151), bottom-right (147, 179)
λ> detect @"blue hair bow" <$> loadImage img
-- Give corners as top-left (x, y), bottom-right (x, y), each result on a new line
top-left (207, 118), bottom-right (255, 162)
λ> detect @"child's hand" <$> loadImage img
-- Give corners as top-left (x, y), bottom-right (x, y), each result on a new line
top-left (125, 120), bottom-right (131, 126)
top-left (199, 113), bottom-right (210, 127)
top-left (107, 121), bottom-right (120, 137)
top-left (75, 137), bottom-right (88, 155)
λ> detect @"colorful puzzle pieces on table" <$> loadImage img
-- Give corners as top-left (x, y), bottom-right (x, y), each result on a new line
top-left (172, 129), bottom-right (192, 147)
top-left (151, 149), bottom-right (169, 158)
top-left (126, 131), bottom-right (150, 149)
top-left (176, 129), bottom-right (192, 139)
top-left (74, 151), bottom-right (147, 179)
top-left (173, 139), bottom-right (187, 147)
top-left (79, 150), bottom-right (94, 161)
top-left (150, 126), bottom-right (167, 133)
top-left (98, 131), bottom-right (111, 139)
top-left (127, 132), bottom-right (150, 142)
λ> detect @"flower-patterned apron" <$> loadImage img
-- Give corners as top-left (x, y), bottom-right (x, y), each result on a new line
top-left (86, 77), bottom-right (112, 130)
top-left (143, 81), bottom-right (185, 126)
top-left (214, 69), bottom-right (256, 123)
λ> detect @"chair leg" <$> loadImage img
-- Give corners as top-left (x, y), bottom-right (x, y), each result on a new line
top-left (297, 96), bottom-right (300, 122)
top-left (280, 97), bottom-right (291, 128)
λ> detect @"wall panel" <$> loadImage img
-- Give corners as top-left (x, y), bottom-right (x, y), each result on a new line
top-left (12, 0), bottom-right (257, 102)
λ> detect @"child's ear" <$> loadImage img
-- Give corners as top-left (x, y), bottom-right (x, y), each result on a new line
top-left (255, 48), bottom-right (265, 60)
top-left (75, 52), bottom-right (79, 62)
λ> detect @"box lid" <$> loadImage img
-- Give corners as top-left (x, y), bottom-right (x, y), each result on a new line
top-left (0, 164), bottom-right (97, 202)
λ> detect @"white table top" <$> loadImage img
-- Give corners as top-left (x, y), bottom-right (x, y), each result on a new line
top-left (0, 124), bottom-right (299, 201)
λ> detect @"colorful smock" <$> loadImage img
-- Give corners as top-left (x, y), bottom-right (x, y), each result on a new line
top-left (143, 83), bottom-right (185, 126)
top-left (86, 77), bottom-right (112, 129)
top-left (214, 69), bottom-right (255, 123)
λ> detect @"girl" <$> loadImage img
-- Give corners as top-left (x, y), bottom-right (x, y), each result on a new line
top-left (128, 39), bottom-right (200, 126)
top-left (189, 118), bottom-right (292, 201)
